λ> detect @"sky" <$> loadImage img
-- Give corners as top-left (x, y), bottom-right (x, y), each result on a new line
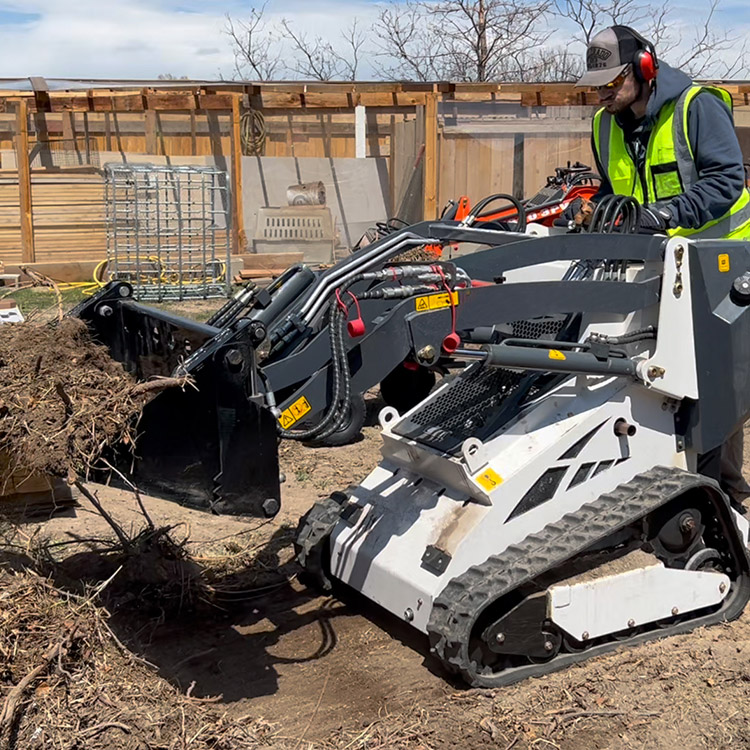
top-left (0, 0), bottom-right (748, 81)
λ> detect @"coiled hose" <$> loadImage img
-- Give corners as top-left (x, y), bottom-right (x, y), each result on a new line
top-left (276, 296), bottom-right (353, 442)
top-left (588, 194), bottom-right (641, 234)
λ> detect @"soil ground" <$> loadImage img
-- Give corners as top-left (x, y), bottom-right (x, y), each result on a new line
top-left (17, 393), bottom-right (750, 750)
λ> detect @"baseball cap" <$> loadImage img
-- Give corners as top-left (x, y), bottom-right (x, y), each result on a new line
top-left (576, 26), bottom-right (649, 87)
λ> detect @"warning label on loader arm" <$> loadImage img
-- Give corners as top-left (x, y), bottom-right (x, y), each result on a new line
top-left (415, 291), bottom-right (459, 312)
top-left (279, 396), bottom-right (312, 429)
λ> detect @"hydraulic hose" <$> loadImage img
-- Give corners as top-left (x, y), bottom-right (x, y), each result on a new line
top-left (460, 193), bottom-right (527, 232)
top-left (277, 261), bottom-right (463, 441)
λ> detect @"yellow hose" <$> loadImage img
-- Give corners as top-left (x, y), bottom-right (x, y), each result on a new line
top-left (57, 257), bottom-right (226, 296)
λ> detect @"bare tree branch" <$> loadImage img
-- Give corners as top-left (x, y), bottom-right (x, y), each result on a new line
top-left (280, 18), bottom-right (343, 81)
top-left (221, 0), bottom-right (746, 83)
top-left (552, 0), bottom-right (748, 79)
top-left (515, 45), bottom-right (586, 81)
top-left (375, 0), bottom-right (551, 82)
top-left (373, 0), bottom-right (449, 81)
top-left (224, 5), bottom-right (282, 81)
top-left (336, 19), bottom-right (367, 81)
top-left (672, 0), bottom-right (748, 78)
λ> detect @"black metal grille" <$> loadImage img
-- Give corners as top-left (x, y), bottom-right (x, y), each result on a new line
top-left (393, 364), bottom-right (533, 453)
top-left (558, 421), bottom-right (605, 460)
top-left (510, 317), bottom-right (565, 340)
top-left (524, 186), bottom-right (564, 209)
top-left (394, 315), bottom-right (567, 453)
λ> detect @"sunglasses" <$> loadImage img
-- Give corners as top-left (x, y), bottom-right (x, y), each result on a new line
top-left (597, 65), bottom-right (631, 90)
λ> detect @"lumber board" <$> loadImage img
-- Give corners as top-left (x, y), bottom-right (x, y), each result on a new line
top-left (230, 94), bottom-right (244, 254)
top-left (5, 260), bottom-right (100, 282)
top-left (240, 252), bottom-right (303, 270)
top-left (236, 268), bottom-right (289, 279)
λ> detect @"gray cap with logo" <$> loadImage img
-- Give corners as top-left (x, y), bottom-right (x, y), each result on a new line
top-left (576, 26), bottom-right (647, 87)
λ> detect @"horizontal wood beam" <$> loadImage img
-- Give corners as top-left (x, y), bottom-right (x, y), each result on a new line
top-left (1, 80), bottom-right (750, 113)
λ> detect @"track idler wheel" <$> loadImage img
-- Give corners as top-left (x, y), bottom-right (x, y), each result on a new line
top-left (294, 492), bottom-right (347, 590)
top-left (644, 499), bottom-right (705, 565)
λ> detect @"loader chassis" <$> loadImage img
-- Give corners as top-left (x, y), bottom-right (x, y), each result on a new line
top-left (297, 235), bottom-right (750, 686)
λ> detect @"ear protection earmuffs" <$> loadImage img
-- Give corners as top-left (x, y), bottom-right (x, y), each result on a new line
top-left (624, 26), bottom-right (659, 82)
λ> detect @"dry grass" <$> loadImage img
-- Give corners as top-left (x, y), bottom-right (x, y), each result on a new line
top-left (0, 569), bottom-right (282, 750)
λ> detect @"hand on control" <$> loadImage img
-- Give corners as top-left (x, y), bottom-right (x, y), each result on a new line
top-left (560, 196), bottom-right (596, 229)
top-left (638, 205), bottom-right (673, 234)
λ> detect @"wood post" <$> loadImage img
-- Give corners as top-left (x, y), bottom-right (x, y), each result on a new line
top-left (230, 94), bottom-right (246, 254)
top-left (512, 133), bottom-right (525, 200)
top-left (14, 100), bottom-right (35, 263)
top-left (145, 110), bottom-right (158, 154)
top-left (61, 111), bottom-right (77, 160)
top-left (423, 92), bottom-right (438, 220)
top-left (389, 115), bottom-right (397, 216)
top-left (355, 104), bottom-right (366, 158)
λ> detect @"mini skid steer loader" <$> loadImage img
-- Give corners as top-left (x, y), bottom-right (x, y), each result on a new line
top-left (296, 198), bottom-right (750, 686)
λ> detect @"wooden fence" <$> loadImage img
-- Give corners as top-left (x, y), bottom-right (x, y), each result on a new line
top-left (0, 80), bottom-right (749, 269)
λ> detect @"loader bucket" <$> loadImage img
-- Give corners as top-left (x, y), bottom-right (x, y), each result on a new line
top-left (70, 282), bottom-right (281, 517)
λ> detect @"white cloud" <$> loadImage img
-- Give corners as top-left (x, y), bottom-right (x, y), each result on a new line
top-left (0, 0), bottom-right (380, 80)
top-left (0, 0), bottom-right (745, 81)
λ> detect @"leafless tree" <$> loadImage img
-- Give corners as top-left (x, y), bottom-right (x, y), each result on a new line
top-left (222, 0), bottom-right (744, 83)
top-left (280, 19), bottom-right (341, 80)
top-left (225, 5), bottom-right (282, 81)
top-left (554, 0), bottom-right (668, 46)
top-left (670, 0), bottom-right (748, 78)
top-left (516, 46), bottom-right (586, 82)
top-left (374, 0), bottom-right (552, 82)
top-left (339, 20), bottom-right (367, 81)
top-left (373, 0), bottom-right (448, 81)
top-left (553, 0), bottom-right (747, 78)
top-left (276, 18), bottom-right (368, 81)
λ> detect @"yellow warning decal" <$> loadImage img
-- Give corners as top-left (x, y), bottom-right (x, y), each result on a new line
top-left (548, 349), bottom-right (566, 361)
top-left (415, 291), bottom-right (459, 312)
top-left (718, 253), bottom-right (730, 273)
top-left (475, 467), bottom-right (503, 492)
top-left (279, 396), bottom-right (312, 429)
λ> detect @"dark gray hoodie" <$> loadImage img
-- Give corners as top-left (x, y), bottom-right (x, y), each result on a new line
top-left (592, 61), bottom-right (746, 229)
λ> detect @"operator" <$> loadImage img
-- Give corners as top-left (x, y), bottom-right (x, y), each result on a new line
top-left (566, 24), bottom-right (750, 507)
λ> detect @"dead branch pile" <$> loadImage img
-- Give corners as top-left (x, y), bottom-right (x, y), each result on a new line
top-left (0, 318), bottom-right (146, 483)
top-left (0, 569), bottom-right (281, 750)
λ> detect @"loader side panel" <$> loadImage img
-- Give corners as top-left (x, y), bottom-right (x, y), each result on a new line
top-left (681, 240), bottom-right (750, 453)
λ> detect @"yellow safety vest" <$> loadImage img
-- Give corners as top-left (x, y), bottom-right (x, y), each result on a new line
top-left (592, 85), bottom-right (750, 239)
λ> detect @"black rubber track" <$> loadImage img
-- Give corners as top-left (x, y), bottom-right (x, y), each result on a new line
top-left (427, 466), bottom-right (750, 687)
top-left (294, 494), bottom-right (346, 590)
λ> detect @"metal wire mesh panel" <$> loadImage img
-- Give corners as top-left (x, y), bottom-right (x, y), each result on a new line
top-left (105, 163), bottom-right (231, 301)
top-left (393, 364), bottom-right (529, 453)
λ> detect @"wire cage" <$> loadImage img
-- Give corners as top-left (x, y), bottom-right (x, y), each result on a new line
top-left (104, 163), bottom-right (231, 301)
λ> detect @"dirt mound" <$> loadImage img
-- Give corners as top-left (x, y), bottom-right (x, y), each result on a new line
top-left (0, 319), bottom-right (145, 482)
